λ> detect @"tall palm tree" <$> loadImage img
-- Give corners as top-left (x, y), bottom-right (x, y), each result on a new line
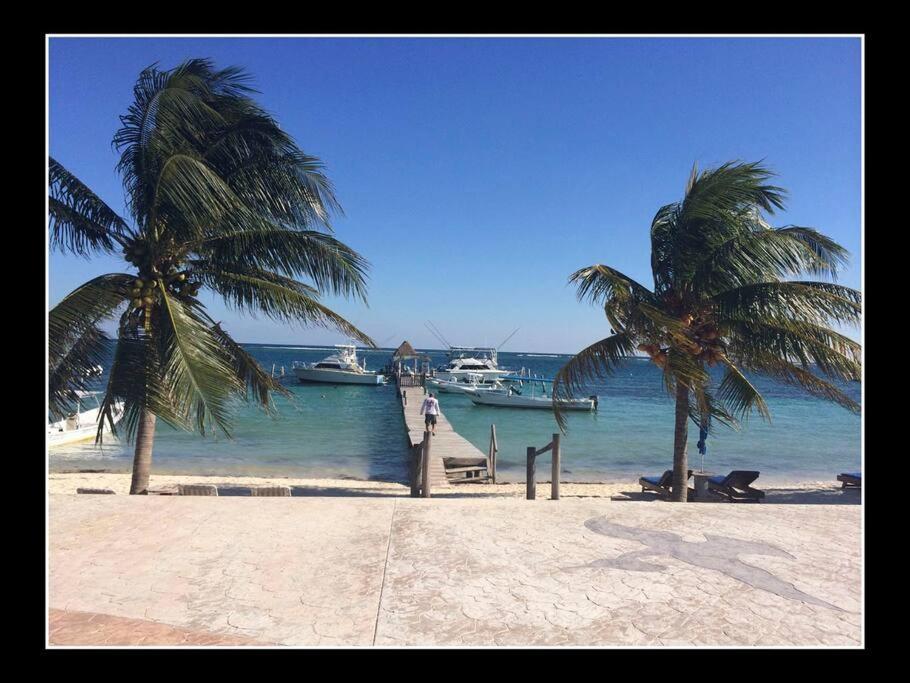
top-left (49, 59), bottom-right (373, 494)
top-left (553, 161), bottom-right (861, 501)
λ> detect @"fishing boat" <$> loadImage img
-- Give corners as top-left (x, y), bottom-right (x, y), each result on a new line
top-left (434, 346), bottom-right (512, 383)
top-left (48, 392), bottom-right (124, 447)
top-left (468, 381), bottom-right (598, 411)
top-left (292, 344), bottom-right (386, 385)
top-left (426, 373), bottom-right (505, 395)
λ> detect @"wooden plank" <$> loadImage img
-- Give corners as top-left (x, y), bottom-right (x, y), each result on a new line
top-left (396, 380), bottom-right (490, 489)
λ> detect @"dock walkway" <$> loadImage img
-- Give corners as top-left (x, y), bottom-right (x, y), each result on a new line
top-left (397, 384), bottom-right (487, 489)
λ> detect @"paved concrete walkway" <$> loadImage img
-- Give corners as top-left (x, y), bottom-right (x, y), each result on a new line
top-left (49, 496), bottom-right (861, 646)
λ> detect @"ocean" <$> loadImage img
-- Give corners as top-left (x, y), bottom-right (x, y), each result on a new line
top-left (49, 344), bottom-right (862, 484)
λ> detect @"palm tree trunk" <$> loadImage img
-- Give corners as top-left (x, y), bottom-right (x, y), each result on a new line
top-left (129, 409), bottom-right (156, 495)
top-left (671, 382), bottom-right (689, 502)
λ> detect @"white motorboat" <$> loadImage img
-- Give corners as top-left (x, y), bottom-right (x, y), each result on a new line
top-left (434, 346), bottom-right (512, 383)
top-left (48, 392), bottom-right (124, 447)
top-left (292, 344), bottom-right (386, 385)
top-left (426, 373), bottom-right (505, 395)
top-left (468, 383), bottom-right (597, 411)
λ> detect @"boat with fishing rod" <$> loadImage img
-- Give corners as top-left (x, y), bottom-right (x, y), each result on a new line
top-left (423, 322), bottom-right (520, 384)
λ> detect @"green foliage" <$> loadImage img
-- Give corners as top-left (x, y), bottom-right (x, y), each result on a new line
top-left (48, 58), bottom-right (373, 441)
top-left (554, 160), bottom-right (861, 432)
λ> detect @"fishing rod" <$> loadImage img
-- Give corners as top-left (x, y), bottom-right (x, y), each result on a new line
top-left (497, 327), bottom-right (520, 350)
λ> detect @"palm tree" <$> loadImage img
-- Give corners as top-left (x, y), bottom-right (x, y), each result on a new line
top-left (49, 59), bottom-right (373, 494)
top-left (553, 161), bottom-right (861, 501)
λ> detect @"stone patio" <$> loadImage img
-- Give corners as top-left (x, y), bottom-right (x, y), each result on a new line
top-left (49, 495), bottom-right (861, 646)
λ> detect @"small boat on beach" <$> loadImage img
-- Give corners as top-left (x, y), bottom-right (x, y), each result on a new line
top-left (292, 344), bottom-right (386, 385)
top-left (48, 392), bottom-right (124, 447)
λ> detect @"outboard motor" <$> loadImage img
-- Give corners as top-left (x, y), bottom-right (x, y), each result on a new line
top-left (590, 395), bottom-right (599, 411)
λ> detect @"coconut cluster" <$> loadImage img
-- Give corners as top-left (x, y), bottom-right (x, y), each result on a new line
top-left (123, 239), bottom-right (201, 313)
top-left (638, 314), bottom-right (726, 369)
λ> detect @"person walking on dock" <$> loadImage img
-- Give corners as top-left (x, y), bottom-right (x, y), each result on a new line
top-left (420, 392), bottom-right (440, 436)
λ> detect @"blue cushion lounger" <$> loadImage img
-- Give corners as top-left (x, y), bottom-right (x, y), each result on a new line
top-left (837, 472), bottom-right (862, 488)
top-left (706, 470), bottom-right (764, 502)
top-left (639, 469), bottom-right (694, 498)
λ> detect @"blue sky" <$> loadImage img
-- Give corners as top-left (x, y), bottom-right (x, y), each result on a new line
top-left (48, 37), bottom-right (861, 353)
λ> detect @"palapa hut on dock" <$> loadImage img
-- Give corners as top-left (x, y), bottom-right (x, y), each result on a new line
top-left (391, 341), bottom-right (432, 376)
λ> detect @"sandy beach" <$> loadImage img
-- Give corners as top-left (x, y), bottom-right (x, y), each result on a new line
top-left (48, 471), bottom-right (860, 504)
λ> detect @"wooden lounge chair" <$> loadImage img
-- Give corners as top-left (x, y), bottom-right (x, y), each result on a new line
top-left (837, 472), bottom-right (861, 489)
top-left (706, 471), bottom-right (764, 502)
top-left (177, 484), bottom-right (218, 496)
top-left (76, 488), bottom-right (115, 494)
top-left (250, 486), bottom-right (292, 497)
top-left (639, 470), bottom-right (694, 498)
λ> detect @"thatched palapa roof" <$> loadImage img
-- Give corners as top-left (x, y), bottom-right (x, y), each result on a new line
top-left (392, 341), bottom-right (429, 360)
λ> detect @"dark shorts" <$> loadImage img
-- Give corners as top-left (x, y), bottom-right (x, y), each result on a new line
top-left (425, 414), bottom-right (437, 426)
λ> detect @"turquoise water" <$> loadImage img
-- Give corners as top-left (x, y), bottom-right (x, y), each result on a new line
top-left (49, 345), bottom-right (861, 484)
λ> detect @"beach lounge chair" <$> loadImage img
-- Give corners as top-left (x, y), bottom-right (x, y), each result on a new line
top-left (639, 469), bottom-right (694, 498)
top-left (76, 488), bottom-right (115, 494)
top-left (178, 484), bottom-right (219, 496)
top-left (706, 471), bottom-right (764, 502)
top-left (837, 472), bottom-right (861, 489)
top-left (250, 486), bottom-right (292, 497)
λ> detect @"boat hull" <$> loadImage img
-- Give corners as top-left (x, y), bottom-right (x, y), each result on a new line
top-left (48, 402), bottom-right (124, 448)
top-left (293, 368), bottom-right (385, 385)
top-left (426, 379), bottom-right (502, 394)
top-left (434, 369), bottom-right (511, 383)
top-left (469, 393), bottom-right (595, 410)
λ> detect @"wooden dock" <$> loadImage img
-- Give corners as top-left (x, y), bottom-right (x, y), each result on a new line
top-left (396, 384), bottom-right (489, 489)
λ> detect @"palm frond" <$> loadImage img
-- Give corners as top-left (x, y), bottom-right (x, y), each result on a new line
top-left (689, 386), bottom-right (740, 432)
top-left (713, 281), bottom-right (862, 328)
top-left (552, 332), bottom-right (636, 431)
top-left (740, 354), bottom-right (861, 414)
top-left (715, 358), bottom-right (771, 422)
top-left (209, 320), bottom-right (291, 410)
top-left (194, 228), bottom-right (369, 301)
top-left (49, 158), bottom-right (132, 256)
top-left (157, 286), bottom-right (244, 436)
top-left (192, 267), bottom-right (375, 346)
top-left (49, 325), bottom-right (110, 421)
top-left (49, 275), bottom-right (133, 418)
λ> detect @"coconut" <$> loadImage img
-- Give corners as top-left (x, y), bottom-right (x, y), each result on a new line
top-left (134, 279), bottom-right (144, 288)
top-left (131, 298), bottom-right (142, 308)
top-left (142, 296), bottom-right (154, 306)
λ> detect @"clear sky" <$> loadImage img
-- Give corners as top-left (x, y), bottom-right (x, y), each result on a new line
top-left (48, 37), bottom-right (861, 353)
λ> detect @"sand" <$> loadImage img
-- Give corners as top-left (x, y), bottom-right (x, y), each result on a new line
top-left (48, 471), bottom-right (860, 504)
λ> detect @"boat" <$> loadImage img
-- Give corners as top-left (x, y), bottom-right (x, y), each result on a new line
top-left (292, 344), bottom-right (386, 385)
top-left (433, 346), bottom-right (512, 383)
top-left (468, 382), bottom-right (598, 411)
top-left (48, 392), bottom-right (124, 447)
top-left (426, 373), bottom-right (505, 395)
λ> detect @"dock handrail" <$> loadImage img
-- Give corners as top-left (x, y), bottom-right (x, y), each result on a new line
top-left (526, 433), bottom-right (561, 500)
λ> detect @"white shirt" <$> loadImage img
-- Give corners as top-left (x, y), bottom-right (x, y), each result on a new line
top-left (420, 397), bottom-right (440, 415)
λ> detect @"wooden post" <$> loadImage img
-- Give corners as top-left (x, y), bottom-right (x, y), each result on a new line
top-left (410, 444), bottom-right (421, 497)
top-left (421, 430), bottom-right (432, 498)
top-left (551, 433), bottom-right (560, 500)
top-left (489, 424), bottom-right (498, 484)
top-left (526, 446), bottom-right (536, 500)
top-left (402, 390), bottom-right (407, 406)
